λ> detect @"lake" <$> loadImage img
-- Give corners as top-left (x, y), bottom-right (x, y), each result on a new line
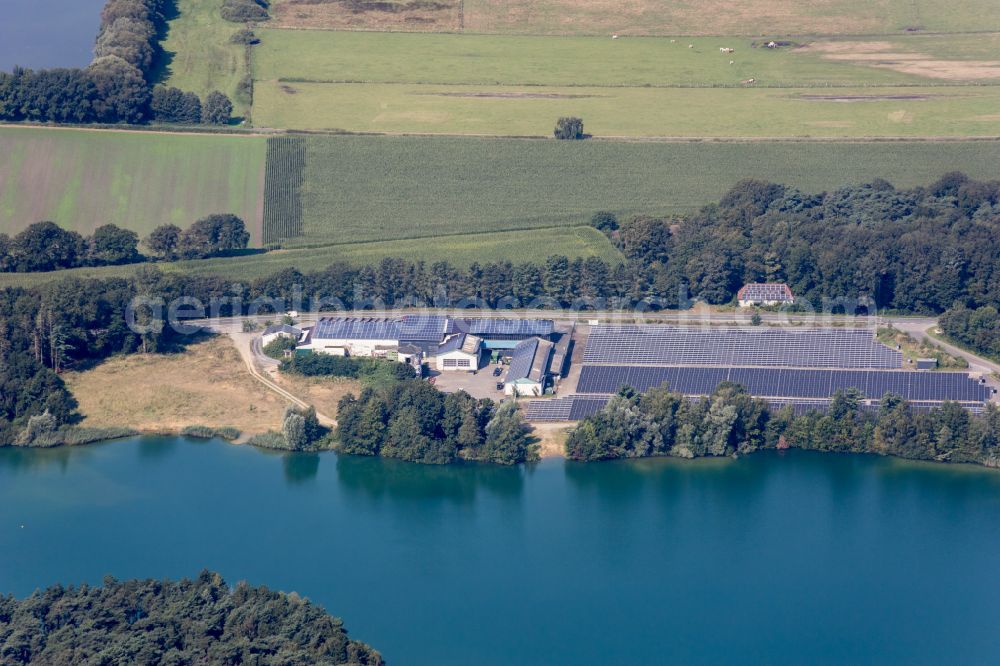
top-left (0, 0), bottom-right (106, 71)
top-left (2, 438), bottom-right (1000, 665)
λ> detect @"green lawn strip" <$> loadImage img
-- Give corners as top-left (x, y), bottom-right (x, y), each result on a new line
top-left (253, 81), bottom-right (1000, 137)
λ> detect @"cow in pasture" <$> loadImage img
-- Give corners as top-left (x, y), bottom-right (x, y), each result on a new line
top-left (741, 78), bottom-right (756, 85)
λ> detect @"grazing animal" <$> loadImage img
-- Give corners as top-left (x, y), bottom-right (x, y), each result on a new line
top-left (689, 44), bottom-right (694, 48)
top-left (741, 77), bottom-right (756, 85)
top-left (612, 34), bottom-right (619, 39)
top-left (730, 60), bottom-right (735, 65)
top-left (720, 47), bottom-right (735, 53)
top-left (767, 41), bottom-right (778, 48)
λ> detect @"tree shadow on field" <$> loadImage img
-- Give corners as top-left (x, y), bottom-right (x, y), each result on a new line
top-left (149, 0), bottom-right (181, 86)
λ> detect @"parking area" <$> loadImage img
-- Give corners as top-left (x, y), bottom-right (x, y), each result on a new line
top-left (429, 361), bottom-right (508, 399)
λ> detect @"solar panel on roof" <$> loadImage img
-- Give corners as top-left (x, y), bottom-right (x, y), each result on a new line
top-left (507, 338), bottom-right (539, 381)
top-left (450, 318), bottom-right (554, 337)
top-left (583, 326), bottom-right (902, 369)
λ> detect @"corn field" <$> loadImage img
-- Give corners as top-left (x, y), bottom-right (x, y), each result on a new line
top-left (262, 137), bottom-right (306, 246)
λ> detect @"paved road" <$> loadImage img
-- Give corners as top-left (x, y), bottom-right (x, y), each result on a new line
top-left (224, 329), bottom-right (336, 427)
top-left (892, 320), bottom-right (1000, 376)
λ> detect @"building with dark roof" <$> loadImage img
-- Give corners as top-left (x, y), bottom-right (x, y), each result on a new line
top-left (505, 337), bottom-right (555, 396)
top-left (737, 283), bottom-right (794, 307)
top-left (296, 315), bottom-right (554, 358)
top-left (261, 324), bottom-right (303, 347)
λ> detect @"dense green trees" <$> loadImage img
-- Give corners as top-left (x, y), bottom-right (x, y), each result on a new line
top-left (940, 305), bottom-right (1000, 361)
top-left (567, 384), bottom-right (1000, 468)
top-left (0, 222), bottom-right (141, 272)
top-left (337, 380), bottom-right (538, 464)
top-left (150, 85), bottom-right (202, 123)
top-left (175, 213), bottom-right (251, 258)
top-left (281, 353), bottom-right (416, 381)
top-left (554, 116), bottom-right (584, 139)
top-left (0, 216), bottom-right (249, 273)
top-left (202, 90), bottom-right (234, 125)
top-left (0, 571), bottom-right (382, 665)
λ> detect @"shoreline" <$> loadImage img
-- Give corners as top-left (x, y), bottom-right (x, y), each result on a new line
top-left (7, 431), bottom-right (1000, 472)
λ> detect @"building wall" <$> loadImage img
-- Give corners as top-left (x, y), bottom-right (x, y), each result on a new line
top-left (505, 380), bottom-right (543, 397)
top-left (307, 338), bottom-right (399, 357)
top-left (436, 350), bottom-right (478, 372)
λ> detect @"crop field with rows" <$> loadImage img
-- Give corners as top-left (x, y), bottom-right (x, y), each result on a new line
top-left (262, 137), bottom-right (306, 245)
top-left (291, 135), bottom-right (1000, 247)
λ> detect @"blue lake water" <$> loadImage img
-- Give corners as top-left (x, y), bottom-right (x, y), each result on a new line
top-left (2, 438), bottom-right (1000, 665)
top-left (0, 0), bottom-right (106, 71)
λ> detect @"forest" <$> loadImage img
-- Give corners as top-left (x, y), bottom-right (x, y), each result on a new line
top-left (567, 384), bottom-right (1000, 468)
top-left (337, 381), bottom-right (538, 465)
top-left (0, 570), bottom-right (382, 665)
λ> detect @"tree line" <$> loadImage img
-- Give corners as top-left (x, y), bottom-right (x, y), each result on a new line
top-left (939, 305), bottom-right (1000, 362)
top-left (0, 570), bottom-right (383, 665)
top-left (337, 380), bottom-right (538, 465)
top-left (280, 353), bottom-right (416, 382)
top-left (0, 0), bottom-right (234, 125)
top-left (0, 215), bottom-right (250, 273)
top-left (567, 384), bottom-right (1000, 468)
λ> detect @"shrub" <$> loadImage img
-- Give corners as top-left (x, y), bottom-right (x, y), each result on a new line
top-left (554, 116), bottom-right (584, 140)
top-left (181, 425), bottom-right (241, 441)
top-left (221, 0), bottom-right (270, 22)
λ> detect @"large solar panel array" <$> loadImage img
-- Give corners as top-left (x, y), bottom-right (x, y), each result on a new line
top-left (575, 366), bottom-right (990, 404)
top-left (583, 326), bottom-right (902, 368)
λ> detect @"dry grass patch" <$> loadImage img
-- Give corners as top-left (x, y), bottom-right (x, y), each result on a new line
top-left (271, 0), bottom-right (461, 31)
top-left (273, 373), bottom-right (362, 419)
top-left (65, 336), bottom-right (290, 437)
top-left (805, 41), bottom-right (1000, 80)
top-left (529, 422), bottom-right (570, 458)
top-left (463, 0), bottom-right (892, 36)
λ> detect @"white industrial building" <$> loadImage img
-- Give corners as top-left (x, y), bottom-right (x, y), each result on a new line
top-left (433, 333), bottom-right (483, 372)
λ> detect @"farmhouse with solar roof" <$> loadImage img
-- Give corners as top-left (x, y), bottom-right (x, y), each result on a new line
top-left (737, 283), bottom-right (794, 307)
top-left (298, 314), bottom-right (555, 372)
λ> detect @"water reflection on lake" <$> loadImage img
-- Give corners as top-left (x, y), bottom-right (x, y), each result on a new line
top-left (0, 0), bottom-right (106, 71)
top-left (2, 437), bottom-right (1000, 665)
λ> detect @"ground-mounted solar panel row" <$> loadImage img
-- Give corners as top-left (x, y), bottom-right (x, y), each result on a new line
top-left (583, 326), bottom-right (902, 369)
top-left (575, 366), bottom-right (991, 404)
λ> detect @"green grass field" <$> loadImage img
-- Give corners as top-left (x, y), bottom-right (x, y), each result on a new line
top-left (251, 29), bottom-right (1000, 137)
top-left (0, 226), bottom-right (622, 288)
top-left (254, 81), bottom-right (1000, 137)
top-left (0, 126), bottom-right (266, 243)
top-left (288, 135), bottom-right (1000, 247)
top-left (155, 0), bottom-right (251, 118)
top-left (254, 31), bottom-right (940, 88)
